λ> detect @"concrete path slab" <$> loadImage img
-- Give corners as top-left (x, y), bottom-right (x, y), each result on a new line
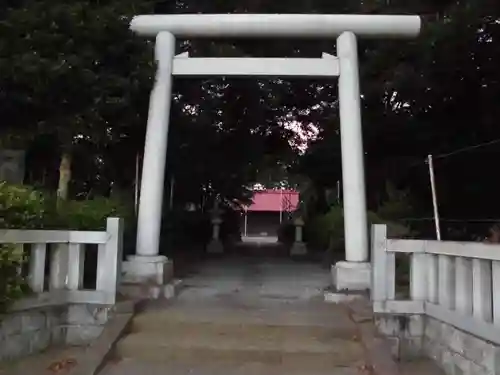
top-left (176, 257), bottom-right (330, 305)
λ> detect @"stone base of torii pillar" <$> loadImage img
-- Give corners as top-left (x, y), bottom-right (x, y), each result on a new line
top-left (331, 261), bottom-right (371, 291)
top-left (120, 255), bottom-right (181, 299)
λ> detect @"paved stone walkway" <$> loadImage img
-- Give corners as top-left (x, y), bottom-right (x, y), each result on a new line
top-left (0, 255), bottom-right (444, 375)
top-left (102, 257), bottom-right (381, 374)
top-left (0, 346), bottom-right (89, 375)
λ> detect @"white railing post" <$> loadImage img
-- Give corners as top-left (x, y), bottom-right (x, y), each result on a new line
top-left (472, 259), bottom-right (493, 322)
top-left (96, 218), bottom-right (123, 302)
top-left (67, 243), bottom-right (85, 290)
top-left (493, 261), bottom-right (500, 326)
top-left (50, 244), bottom-right (69, 290)
top-left (410, 252), bottom-right (428, 301)
top-left (371, 224), bottom-right (388, 301)
top-left (438, 255), bottom-right (455, 310)
top-left (427, 254), bottom-right (438, 304)
top-left (28, 243), bottom-right (47, 293)
top-left (455, 257), bottom-right (473, 315)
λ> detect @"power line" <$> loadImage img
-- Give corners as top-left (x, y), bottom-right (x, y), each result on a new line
top-left (397, 218), bottom-right (500, 223)
top-left (405, 137), bottom-right (500, 170)
top-left (433, 137), bottom-right (500, 160)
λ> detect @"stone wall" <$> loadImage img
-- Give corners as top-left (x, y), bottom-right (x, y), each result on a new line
top-left (376, 314), bottom-right (500, 375)
top-left (423, 317), bottom-right (499, 375)
top-left (375, 314), bottom-right (425, 360)
top-left (0, 304), bottom-right (113, 361)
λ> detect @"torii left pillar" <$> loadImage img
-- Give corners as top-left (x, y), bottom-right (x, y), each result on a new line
top-left (121, 32), bottom-right (175, 297)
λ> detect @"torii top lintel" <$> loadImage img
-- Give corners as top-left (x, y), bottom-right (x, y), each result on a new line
top-left (130, 14), bottom-right (421, 39)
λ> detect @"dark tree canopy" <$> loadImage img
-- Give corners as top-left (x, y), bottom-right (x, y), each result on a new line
top-left (0, 0), bottom-right (499, 238)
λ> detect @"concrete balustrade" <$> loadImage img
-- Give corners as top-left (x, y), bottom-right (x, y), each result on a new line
top-left (372, 224), bottom-right (500, 374)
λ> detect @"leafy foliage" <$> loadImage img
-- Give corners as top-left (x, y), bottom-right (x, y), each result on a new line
top-left (0, 243), bottom-right (30, 312)
top-left (0, 182), bottom-right (47, 229)
top-left (0, 183), bottom-right (45, 311)
top-left (54, 197), bottom-right (133, 231)
top-left (1, 0), bottom-right (500, 243)
top-left (304, 183), bottom-right (414, 263)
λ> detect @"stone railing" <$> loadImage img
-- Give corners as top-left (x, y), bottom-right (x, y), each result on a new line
top-left (0, 218), bottom-right (124, 360)
top-left (1, 217), bottom-right (123, 308)
top-left (371, 224), bottom-right (500, 374)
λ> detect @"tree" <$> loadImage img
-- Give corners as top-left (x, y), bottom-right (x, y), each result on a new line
top-left (0, 0), bottom-right (155, 201)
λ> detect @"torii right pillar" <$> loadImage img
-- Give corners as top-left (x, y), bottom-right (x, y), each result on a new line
top-left (333, 31), bottom-right (370, 291)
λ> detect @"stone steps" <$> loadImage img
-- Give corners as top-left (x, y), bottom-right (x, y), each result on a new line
top-left (114, 304), bottom-right (366, 373)
top-left (102, 357), bottom-right (363, 375)
top-left (398, 359), bottom-right (446, 375)
top-left (117, 327), bottom-right (364, 367)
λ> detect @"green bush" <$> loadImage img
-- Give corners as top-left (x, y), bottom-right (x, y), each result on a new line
top-left (160, 209), bottom-right (211, 256)
top-left (305, 204), bottom-right (413, 263)
top-left (0, 244), bottom-right (30, 311)
top-left (0, 182), bottom-right (48, 229)
top-left (54, 197), bottom-right (134, 231)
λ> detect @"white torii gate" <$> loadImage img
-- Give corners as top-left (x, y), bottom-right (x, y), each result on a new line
top-left (123, 14), bottom-right (421, 292)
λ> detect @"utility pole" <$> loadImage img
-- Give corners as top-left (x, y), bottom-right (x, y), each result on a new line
top-left (169, 176), bottom-right (175, 210)
top-left (427, 154), bottom-right (442, 240)
top-left (279, 187), bottom-right (283, 224)
top-left (134, 152), bottom-right (140, 215)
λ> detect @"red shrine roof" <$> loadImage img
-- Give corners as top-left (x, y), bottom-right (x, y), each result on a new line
top-left (246, 189), bottom-right (299, 212)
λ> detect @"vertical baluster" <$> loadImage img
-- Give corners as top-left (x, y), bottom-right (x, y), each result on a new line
top-left (67, 243), bottom-right (85, 290)
top-left (472, 259), bottom-right (493, 322)
top-left (455, 257), bottom-right (473, 315)
top-left (427, 254), bottom-right (438, 304)
top-left (438, 255), bottom-right (455, 310)
top-left (386, 251), bottom-right (396, 300)
top-left (50, 244), bottom-right (69, 290)
top-left (28, 243), bottom-right (47, 293)
top-left (411, 252), bottom-right (427, 301)
top-left (492, 261), bottom-right (500, 326)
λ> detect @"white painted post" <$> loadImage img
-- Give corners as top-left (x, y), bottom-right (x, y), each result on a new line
top-left (438, 255), bottom-right (455, 310)
top-left (472, 259), bottom-right (493, 323)
top-left (337, 31), bottom-right (368, 263)
top-left (135, 31), bottom-right (176, 257)
top-left (28, 243), bottom-right (47, 293)
top-left (49, 244), bottom-right (69, 290)
top-left (455, 257), bottom-right (473, 315)
top-left (96, 218), bottom-right (124, 300)
top-left (493, 261), bottom-right (500, 326)
top-left (410, 253), bottom-right (427, 301)
top-left (371, 224), bottom-right (387, 301)
top-left (427, 254), bottom-right (439, 304)
top-left (67, 243), bottom-right (85, 290)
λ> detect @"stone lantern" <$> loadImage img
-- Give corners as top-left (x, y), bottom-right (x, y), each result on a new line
top-left (207, 202), bottom-right (224, 254)
top-left (290, 216), bottom-right (307, 256)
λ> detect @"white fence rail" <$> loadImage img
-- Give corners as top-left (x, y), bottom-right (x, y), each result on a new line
top-left (371, 224), bottom-right (500, 345)
top-left (0, 218), bottom-right (123, 307)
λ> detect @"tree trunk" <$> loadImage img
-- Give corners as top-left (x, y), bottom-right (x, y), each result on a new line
top-left (57, 151), bottom-right (72, 201)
